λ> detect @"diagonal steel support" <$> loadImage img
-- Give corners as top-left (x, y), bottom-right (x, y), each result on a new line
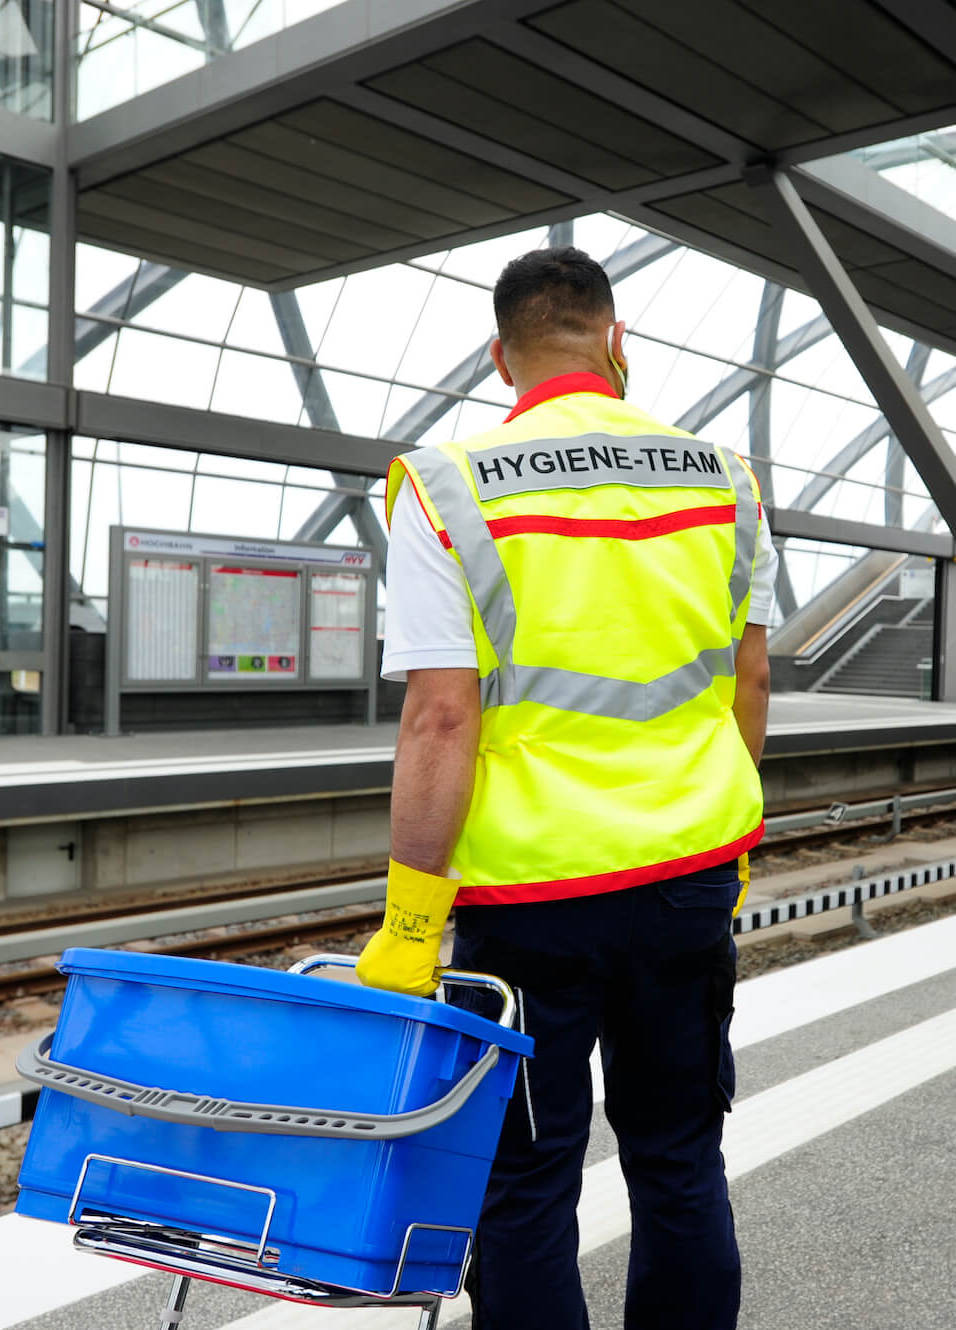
top-left (886, 342), bottom-right (931, 526)
top-left (269, 290), bottom-right (387, 569)
top-left (748, 167), bottom-right (956, 533)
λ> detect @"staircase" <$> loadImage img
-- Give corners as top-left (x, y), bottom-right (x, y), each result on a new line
top-left (815, 615), bottom-right (933, 698)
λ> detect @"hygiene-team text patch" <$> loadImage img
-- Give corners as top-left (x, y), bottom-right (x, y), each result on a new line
top-left (467, 433), bottom-right (731, 500)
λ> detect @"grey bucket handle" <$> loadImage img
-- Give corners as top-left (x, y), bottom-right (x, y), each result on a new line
top-left (16, 965), bottom-right (516, 1141)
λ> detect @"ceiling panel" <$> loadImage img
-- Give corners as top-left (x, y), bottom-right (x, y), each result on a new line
top-left (751, 0), bottom-right (956, 113)
top-left (612, 0), bottom-right (897, 133)
top-left (235, 121), bottom-right (514, 230)
top-left (367, 65), bottom-right (645, 190)
top-left (105, 173), bottom-right (370, 267)
top-left (527, 1), bottom-right (822, 149)
top-left (186, 140), bottom-right (436, 246)
top-left (283, 101), bottom-right (568, 213)
top-left (141, 160), bottom-right (381, 258)
top-left (76, 210), bottom-right (286, 285)
top-left (84, 187), bottom-right (324, 273)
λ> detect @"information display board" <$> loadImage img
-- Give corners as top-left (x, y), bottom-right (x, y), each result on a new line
top-left (106, 526), bottom-right (377, 734)
top-left (208, 566), bottom-right (300, 680)
top-left (126, 559), bottom-right (199, 681)
top-left (310, 571), bottom-right (366, 680)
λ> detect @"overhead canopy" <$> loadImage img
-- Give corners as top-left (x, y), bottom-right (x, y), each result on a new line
top-left (70, 0), bottom-right (956, 349)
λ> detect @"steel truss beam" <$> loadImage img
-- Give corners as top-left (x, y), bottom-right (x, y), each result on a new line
top-left (269, 290), bottom-right (386, 566)
top-left (676, 314), bottom-right (832, 434)
top-left (766, 506), bottom-right (950, 558)
top-left (795, 154), bottom-right (956, 284)
top-left (788, 362), bottom-right (956, 516)
top-left (886, 343), bottom-right (931, 526)
top-left (749, 168), bottom-right (956, 534)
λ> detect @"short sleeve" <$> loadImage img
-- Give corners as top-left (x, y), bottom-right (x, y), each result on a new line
top-left (746, 510), bottom-right (778, 626)
top-left (381, 477), bottom-right (479, 682)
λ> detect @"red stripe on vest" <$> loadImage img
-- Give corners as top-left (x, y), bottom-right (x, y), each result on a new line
top-left (453, 822), bottom-right (765, 907)
top-left (485, 506), bottom-right (736, 542)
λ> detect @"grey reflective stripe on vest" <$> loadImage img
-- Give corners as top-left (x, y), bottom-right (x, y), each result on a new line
top-left (412, 446), bottom-right (518, 672)
top-left (409, 445), bottom-right (748, 720)
top-left (722, 450), bottom-right (759, 621)
top-left (479, 646), bottom-right (736, 721)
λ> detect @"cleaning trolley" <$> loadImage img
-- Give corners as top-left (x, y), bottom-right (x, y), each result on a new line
top-left (15, 947), bottom-right (533, 1329)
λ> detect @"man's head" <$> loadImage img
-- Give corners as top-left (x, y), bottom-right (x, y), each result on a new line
top-left (490, 246), bottom-right (627, 399)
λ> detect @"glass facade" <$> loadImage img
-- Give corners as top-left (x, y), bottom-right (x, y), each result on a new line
top-left (0, 0), bottom-right (54, 119)
top-left (0, 157), bottom-right (50, 378)
top-left (0, 426), bottom-right (45, 650)
top-left (71, 216), bottom-right (954, 637)
top-left (75, 0), bottom-right (346, 119)
top-left (854, 124), bottom-right (956, 220)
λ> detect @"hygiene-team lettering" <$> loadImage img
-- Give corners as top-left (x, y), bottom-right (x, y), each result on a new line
top-left (468, 433), bottom-right (731, 500)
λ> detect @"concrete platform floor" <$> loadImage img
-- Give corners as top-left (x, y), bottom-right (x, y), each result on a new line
top-left (2, 916), bottom-right (954, 1330)
top-left (1, 691), bottom-right (955, 775)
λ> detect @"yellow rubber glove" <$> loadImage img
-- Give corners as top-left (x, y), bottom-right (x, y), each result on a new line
top-left (356, 859), bottom-right (459, 997)
top-left (733, 852), bottom-right (750, 918)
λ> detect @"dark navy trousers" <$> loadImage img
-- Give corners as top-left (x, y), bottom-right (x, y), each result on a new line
top-left (451, 864), bottom-right (741, 1330)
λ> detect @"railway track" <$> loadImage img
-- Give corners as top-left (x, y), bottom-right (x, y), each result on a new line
top-left (0, 902), bottom-right (385, 998)
top-left (4, 787), bottom-right (956, 1000)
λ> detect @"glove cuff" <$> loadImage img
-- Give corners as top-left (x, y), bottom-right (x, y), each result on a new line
top-left (384, 858), bottom-right (460, 941)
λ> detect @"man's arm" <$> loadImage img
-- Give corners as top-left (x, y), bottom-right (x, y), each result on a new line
top-left (390, 667), bottom-right (481, 874)
top-left (356, 667), bottom-right (479, 996)
top-left (733, 622), bottom-right (770, 766)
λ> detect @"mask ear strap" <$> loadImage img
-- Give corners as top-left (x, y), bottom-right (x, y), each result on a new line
top-left (606, 325), bottom-right (628, 398)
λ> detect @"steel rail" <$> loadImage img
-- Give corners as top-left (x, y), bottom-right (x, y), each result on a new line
top-left (3, 787), bottom-right (956, 966)
top-left (764, 786), bottom-right (956, 838)
top-left (0, 875), bottom-right (387, 967)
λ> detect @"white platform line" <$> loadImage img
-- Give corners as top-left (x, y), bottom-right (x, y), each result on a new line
top-left (210, 1006), bottom-right (956, 1330)
top-left (0, 747), bottom-right (396, 787)
top-left (589, 913), bottom-right (956, 1101)
top-left (0, 1214), bottom-right (147, 1328)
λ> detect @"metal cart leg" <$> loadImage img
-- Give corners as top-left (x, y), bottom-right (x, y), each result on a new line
top-left (159, 1274), bottom-right (191, 1329)
top-left (417, 1296), bottom-right (442, 1330)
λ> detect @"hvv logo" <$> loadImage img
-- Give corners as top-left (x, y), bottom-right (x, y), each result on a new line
top-left (344, 554), bottom-right (366, 565)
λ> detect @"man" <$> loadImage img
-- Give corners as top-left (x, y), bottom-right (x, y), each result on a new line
top-left (358, 247), bottom-right (774, 1330)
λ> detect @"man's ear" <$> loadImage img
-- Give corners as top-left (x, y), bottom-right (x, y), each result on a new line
top-left (490, 337), bottom-right (514, 387)
top-left (611, 319), bottom-right (627, 367)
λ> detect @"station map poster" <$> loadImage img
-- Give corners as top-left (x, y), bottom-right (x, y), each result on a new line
top-left (310, 571), bottom-right (365, 679)
top-left (208, 565), bottom-right (300, 679)
top-left (127, 559), bottom-right (199, 680)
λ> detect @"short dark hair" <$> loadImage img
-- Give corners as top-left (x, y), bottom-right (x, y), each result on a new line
top-left (493, 246), bottom-right (614, 348)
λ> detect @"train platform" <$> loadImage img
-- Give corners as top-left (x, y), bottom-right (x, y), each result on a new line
top-left (0, 722), bottom-right (399, 822)
top-left (3, 693), bottom-right (956, 824)
top-left (1, 914), bottom-right (953, 1329)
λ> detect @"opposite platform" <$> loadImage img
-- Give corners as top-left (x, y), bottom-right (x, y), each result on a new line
top-left (3, 693), bottom-right (956, 824)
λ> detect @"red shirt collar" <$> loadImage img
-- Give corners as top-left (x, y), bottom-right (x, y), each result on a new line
top-left (503, 372), bottom-right (619, 422)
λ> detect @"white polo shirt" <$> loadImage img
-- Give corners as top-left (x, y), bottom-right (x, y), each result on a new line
top-left (383, 458), bottom-right (777, 683)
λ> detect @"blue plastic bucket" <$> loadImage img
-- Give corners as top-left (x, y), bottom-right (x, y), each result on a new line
top-left (16, 948), bottom-right (532, 1295)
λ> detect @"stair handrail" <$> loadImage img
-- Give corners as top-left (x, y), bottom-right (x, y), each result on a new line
top-left (809, 622), bottom-right (887, 692)
top-left (796, 593), bottom-right (910, 667)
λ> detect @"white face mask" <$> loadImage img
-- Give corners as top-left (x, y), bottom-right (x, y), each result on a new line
top-left (607, 325), bottom-right (628, 398)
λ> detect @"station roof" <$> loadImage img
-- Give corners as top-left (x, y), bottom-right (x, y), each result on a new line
top-left (69, 0), bottom-right (956, 351)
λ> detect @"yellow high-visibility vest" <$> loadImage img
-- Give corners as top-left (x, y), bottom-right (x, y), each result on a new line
top-left (387, 375), bottom-right (765, 905)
